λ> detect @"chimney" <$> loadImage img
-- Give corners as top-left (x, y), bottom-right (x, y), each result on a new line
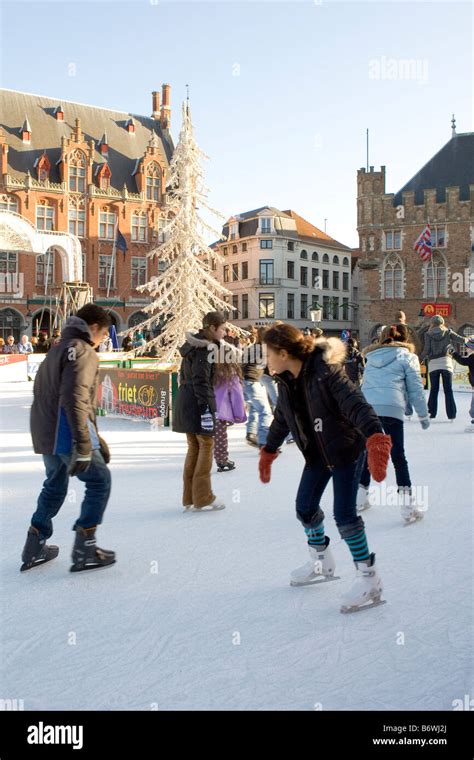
top-left (1, 134), bottom-right (8, 176)
top-left (126, 117), bottom-right (135, 134)
top-left (99, 131), bottom-right (109, 155)
top-left (160, 83), bottom-right (171, 129)
top-left (20, 116), bottom-right (31, 143)
top-left (54, 105), bottom-right (64, 121)
top-left (152, 91), bottom-right (161, 120)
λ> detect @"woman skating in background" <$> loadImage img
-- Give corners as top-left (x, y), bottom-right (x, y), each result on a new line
top-left (358, 324), bottom-right (429, 523)
top-left (258, 324), bottom-right (392, 613)
top-left (420, 315), bottom-right (465, 420)
top-left (173, 312), bottom-right (227, 511)
top-left (213, 342), bottom-right (247, 472)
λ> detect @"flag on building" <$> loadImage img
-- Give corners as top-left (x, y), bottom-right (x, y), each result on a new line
top-left (414, 224), bottom-right (432, 261)
top-left (115, 227), bottom-right (128, 253)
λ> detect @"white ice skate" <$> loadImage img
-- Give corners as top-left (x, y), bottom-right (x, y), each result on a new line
top-left (290, 538), bottom-right (339, 587)
top-left (187, 497), bottom-right (226, 512)
top-left (356, 485), bottom-right (370, 513)
top-left (398, 487), bottom-right (424, 525)
top-left (340, 553), bottom-right (385, 613)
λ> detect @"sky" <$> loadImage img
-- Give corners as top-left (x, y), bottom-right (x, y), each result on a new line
top-left (1, 0), bottom-right (472, 247)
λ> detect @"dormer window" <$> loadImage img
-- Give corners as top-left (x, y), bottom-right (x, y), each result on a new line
top-left (96, 162), bottom-right (112, 190)
top-left (126, 118), bottom-right (135, 134)
top-left (35, 152), bottom-right (51, 182)
top-left (260, 216), bottom-right (272, 233)
top-left (230, 222), bottom-right (239, 240)
top-left (99, 132), bottom-right (109, 156)
top-left (54, 105), bottom-right (64, 121)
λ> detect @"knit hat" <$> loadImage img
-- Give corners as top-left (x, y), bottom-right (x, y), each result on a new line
top-left (431, 315), bottom-right (444, 326)
top-left (466, 336), bottom-right (474, 351)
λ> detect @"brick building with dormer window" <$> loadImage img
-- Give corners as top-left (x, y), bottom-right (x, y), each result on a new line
top-left (0, 86), bottom-right (174, 340)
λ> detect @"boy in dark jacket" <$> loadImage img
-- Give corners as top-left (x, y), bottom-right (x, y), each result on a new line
top-left (451, 337), bottom-right (474, 427)
top-left (21, 304), bottom-right (115, 573)
top-left (173, 311), bottom-right (227, 511)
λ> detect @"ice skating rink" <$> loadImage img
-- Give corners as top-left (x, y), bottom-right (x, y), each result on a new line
top-left (1, 382), bottom-right (472, 710)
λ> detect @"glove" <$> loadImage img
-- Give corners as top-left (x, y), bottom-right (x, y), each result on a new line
top-left (419, 417), bottom-right (430, 430)
top-left (98, 435), bottom-right (111, 463)
top-left (259, 447), bottom-right (279, 484)
top-left (366, 433), bottom-right (392, 482)
top-left (200, 407), bottom-right (214, 433)
top-left (67, 446), bottom-right (92, 476)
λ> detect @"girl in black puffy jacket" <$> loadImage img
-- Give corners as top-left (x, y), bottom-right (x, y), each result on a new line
top-left (258, 323), bottom-right (392, 613)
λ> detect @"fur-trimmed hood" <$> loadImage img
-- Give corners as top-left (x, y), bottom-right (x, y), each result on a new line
top-left (312, 336), bottom-right (347, 366)
top-left (179, 330), bottom-right (216, 357)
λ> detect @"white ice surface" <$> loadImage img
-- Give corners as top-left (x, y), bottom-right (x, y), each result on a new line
top-left (1, 381), bottom-right (472, 710)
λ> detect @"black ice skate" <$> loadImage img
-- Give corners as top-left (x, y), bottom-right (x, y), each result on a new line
top-left (20, 526), bottom-right (59, 572)
top-left (70, 527), bottom-right (116, 573)
top-left (246, 433), bottom-right (259, 447)
top-left (217, 460), bottom-right (236, 472)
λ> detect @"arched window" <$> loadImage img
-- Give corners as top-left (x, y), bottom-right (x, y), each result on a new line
top-left (68, 197), bottom-right (86, 237)
top-left (322, 253), bottom-right (329, 263)
top-left (458, 323), bottom-right (474, 338)
top-left (342, 256), bottom-right (349, 266)
top-left (69, 149), bottom-right (86, 192)
top-left (300, 249), bottom-right (308, 259)
top-left (0, 307), bottom-right (24, 341)
top-left (424, 251), bottom-right (447, 298)
top-left (146, 162), bottom-right (161, 202)
top-left (383, 253), bottom-right (404, 298)
top-left (128, 310), bottom-right (148, 328)
top-left (333, 255), bottom-right (339, 265)
top-left (312, 252), bottom-right (319, 262)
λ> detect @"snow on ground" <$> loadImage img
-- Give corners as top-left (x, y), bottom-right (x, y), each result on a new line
top-left (0, 381), bottom-right (472, 711)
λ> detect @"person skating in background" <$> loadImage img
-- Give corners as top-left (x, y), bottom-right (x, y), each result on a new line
top-left (420, 315), bottom-right (465, 421)
top-left (34, 332), bottom-right (50, 353)
top-left (18, 334), bottom-right (33, 354)
top-left (173, 311), bottom-right (227, 511)
top-left (213, 341), bottom-right (247, 472)
top-left (3, 334), bottom-right (19, 354)
top-left (258, 324), bottom-right (392, 613)
top-left (450, 336), bottom-right (474, 430)
top-left (21, 304), bottom-right (115, 573)
top-left (358, 324), bottom-right (429, 523)
top-left (242, 326), bottom-right (273, 448)
top-left (344, 337), bottom-right (365, 386)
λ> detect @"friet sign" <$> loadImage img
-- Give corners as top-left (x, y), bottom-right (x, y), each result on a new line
top-left (97, 368), bottom-right (170, 420)
top-left (421, 302), bottom-right (452, 317)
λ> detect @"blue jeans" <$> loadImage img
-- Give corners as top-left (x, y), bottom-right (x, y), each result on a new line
top-left (296, 452), bottom-right (366, 539)
top-left (243, 380), bottom-right (273, 446)
top-left (360, 416), bottom-right (411, 488)
top-left (31, 450), bottom-right (112, 539)
top-left (428, 369), bottom-right (456, 419)
top-left (260, 373), bottom-right (278, 409)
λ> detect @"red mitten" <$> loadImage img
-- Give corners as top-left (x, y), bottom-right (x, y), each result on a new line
top-left (366, 433), bottom-right (392, 482)
top-left (259, 448), bottom-right (279, 484)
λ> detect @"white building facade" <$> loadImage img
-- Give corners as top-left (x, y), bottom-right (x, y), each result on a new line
top-left (213, 207), bottom-right (354, 334)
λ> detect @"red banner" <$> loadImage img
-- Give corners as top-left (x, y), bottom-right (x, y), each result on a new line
top-left (421, 303), bottom-right (452, 317)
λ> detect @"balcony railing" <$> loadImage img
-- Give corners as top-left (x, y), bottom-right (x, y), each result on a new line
top-left (251, 277), bottom-right (282, 287)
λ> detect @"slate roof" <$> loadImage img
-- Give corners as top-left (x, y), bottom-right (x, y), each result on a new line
top-left (393, 132), bottom-right (474, 205)
top-left (0, 88), bottom-right (174, 193)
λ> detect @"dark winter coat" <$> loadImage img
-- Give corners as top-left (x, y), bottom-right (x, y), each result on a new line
top-left (344, 347), bottom-right (365, 385)
top-left (2, 343), bottom-right (19, 354)
top-left (30, 316), bottom-right (100, 456)
top-left (265, 338), bottom-right (383, 469)
top-left (172, 331), bottom-right (218, 436)
top-left (452, 350), bottom-right (474, 386)
top-left (34, 337), bottom-right (50, 353)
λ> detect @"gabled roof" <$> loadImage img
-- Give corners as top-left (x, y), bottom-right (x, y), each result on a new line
top-left (281, 210), bottom-right (350, 249)
top-left (0, 88), bottom-right (174, 193)
top-left (393, 132), bottom-right (474, 205)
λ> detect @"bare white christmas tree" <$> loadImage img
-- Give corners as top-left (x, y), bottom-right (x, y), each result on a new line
top-left (124, 101), bottom-right (233, 363)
